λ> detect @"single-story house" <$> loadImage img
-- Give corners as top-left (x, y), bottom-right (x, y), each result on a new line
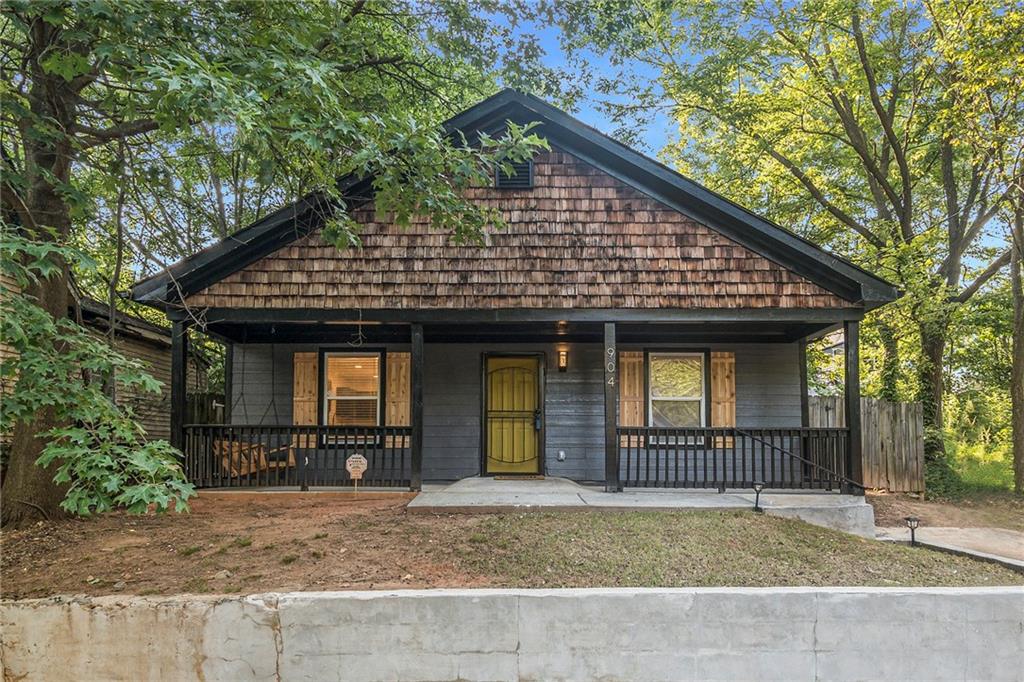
top-left (131, 90), bottom-right (898, 493)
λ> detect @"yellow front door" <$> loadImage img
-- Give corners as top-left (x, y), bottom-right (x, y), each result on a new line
top-left (485, 356), bottom-right (541, 474)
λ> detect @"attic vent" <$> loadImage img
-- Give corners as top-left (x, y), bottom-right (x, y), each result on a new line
top-left (495, 159), bottom-right (533, 189)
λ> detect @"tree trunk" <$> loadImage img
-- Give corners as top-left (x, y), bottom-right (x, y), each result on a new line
top-left (1, 17), bottom-right (76, 525)
top-left (1011, 209), bottom-right (1024, 495)
top-left (1, 251), bottom-right (72, 525)
top-left (877, 321), bottom-right (901, 402)
top-left (918, 319), bottom-right (948, 461)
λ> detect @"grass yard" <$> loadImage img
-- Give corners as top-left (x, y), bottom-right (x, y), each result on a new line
top-left (2, 495), bottom-right (1020, 600)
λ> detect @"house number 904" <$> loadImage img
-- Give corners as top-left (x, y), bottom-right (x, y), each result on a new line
top-left (606, 346), bottom-right (616, 385)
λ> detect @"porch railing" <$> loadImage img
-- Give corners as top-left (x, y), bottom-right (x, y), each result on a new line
top-left (616, 427), bottom-right (851, 490)
top-left (183, 424), bottom-right (412, 489)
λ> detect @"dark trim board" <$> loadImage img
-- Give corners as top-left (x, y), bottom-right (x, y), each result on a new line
top-left (479, 352), bottom-right (547, 477)
top-left (184, 307), bottom-right (866, 325)
top-left (132, 90), bottom-right (900, 309)
top-left (199, 318), bottom-right (839, 345)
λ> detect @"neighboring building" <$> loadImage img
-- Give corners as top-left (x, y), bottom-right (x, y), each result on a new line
top-left (132, 90), bottom-right (898, 492)
top-left (1, 284), bottom-right (208, 445)
top-left (76, 299), bottom-right (209, 441)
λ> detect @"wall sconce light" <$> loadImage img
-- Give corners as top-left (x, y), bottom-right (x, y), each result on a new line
top-left (752, 482), bottom-right (765, 512)
top-left (904, 516), bottom-right (920, 546)
top-left (558, 349), bottom-right (568, 372)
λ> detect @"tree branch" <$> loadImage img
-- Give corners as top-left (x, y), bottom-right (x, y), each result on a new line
top-left (953, 250), bottom-right (1012, 303)
top-left (71, 119), bottom-right (161, 149)
top-left (851, 9), bottom-right (914, 239)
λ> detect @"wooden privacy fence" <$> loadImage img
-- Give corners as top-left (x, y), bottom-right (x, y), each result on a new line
top-left (808, 396), bottom-right (925, 492)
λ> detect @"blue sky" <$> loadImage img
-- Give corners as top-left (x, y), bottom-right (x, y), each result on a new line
top-left (510, 21), bottom-right (1008, 260)
top-left (525, 22), bottom-right (675, 154)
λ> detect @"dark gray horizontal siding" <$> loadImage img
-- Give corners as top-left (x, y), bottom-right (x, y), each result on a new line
top-left (229, 340), bottom-right (802, 483)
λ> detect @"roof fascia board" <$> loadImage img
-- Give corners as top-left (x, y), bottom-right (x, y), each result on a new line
top-left (183, 306), bottom-right (864, 325)
top-left (131, 191), bottom-right (331, 302)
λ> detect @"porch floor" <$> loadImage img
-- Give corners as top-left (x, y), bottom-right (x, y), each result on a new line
top-left (408, 477), bottom-right (876, 537)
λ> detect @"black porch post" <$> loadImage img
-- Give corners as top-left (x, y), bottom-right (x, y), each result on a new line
top-left (843, 320), bottom-right (864, 494)
top-left (604, 322), bottom-right (619, 492)
top-left (798, 337), bottom-right (810, 483)
top-left (410, 323), bottom-right (424, 491)
top-left (798, 338), bottom-right (809, 428)
top-left (170, 319), bottom-right (189, 453)
top-left (223, 342), bottom-right (233, 423)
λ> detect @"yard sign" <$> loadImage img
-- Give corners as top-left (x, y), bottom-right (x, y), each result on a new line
top-left (346, 454), bottom-right (368, 491)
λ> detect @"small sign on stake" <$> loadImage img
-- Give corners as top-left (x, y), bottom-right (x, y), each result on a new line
top-left (346, 454), bottom-right (368, 492)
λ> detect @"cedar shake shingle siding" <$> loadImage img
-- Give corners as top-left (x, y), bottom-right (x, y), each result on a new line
top-left (185, 149), bottom-right (851, 310)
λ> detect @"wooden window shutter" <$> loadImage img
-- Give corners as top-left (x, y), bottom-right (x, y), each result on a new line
top-left (619, 351), bottom-right (644, 426)
top-left (710, 351), bottom-right (736, 427)
top-left (293, 352), bottom-right (318, 426)
top-left (385, 352), bottom-right (411, 426)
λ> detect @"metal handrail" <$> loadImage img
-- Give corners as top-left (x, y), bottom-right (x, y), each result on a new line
top-left (733, 427), bottom-right (862, 490)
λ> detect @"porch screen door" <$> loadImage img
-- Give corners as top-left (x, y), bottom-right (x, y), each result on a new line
top-left (485, 356), bottom-right (541, 474)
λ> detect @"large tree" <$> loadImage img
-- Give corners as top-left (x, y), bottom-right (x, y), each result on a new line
top-left (1, 0), bottom-right (553, 523)
top-left (556, 0), bottom-right (1022, 459)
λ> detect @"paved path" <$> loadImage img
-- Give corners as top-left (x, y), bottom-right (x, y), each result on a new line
top-left (877, 526), bottom-right (1024, 570)
top-left (409, 477), bottom-right (877, 536)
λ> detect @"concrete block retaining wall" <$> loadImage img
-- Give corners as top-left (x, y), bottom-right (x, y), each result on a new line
top-left (2, 587), bottom-right (1022, 681)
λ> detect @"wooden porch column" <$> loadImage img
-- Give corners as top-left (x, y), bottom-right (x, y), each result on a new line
top-left (843, 320), bottom-right (864, 494)
top-left (410, 323), bottom-right (424, 491)
top-left (604, 322), bottom-right (619, 492)
top-left (170, 319), bottom-right (189, 453)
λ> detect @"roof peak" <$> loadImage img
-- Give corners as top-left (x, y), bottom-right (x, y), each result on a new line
top-left (132, 90), bottom-right (898, 310)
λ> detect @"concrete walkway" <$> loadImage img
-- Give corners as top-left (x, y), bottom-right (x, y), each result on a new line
top-left (876, 526), bottom-right (1024, 572)
top-left (408, 477), bottom-right (876, 537)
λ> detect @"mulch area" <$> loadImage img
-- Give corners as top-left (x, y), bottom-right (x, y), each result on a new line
top-left (868, 491), bottom-right (1024, 532)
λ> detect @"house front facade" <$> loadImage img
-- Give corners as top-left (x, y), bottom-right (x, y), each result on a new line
top-left (132, 90), bottom-right (897, 493)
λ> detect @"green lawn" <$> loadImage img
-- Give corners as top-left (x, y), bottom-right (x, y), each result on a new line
top-left (453, 511), bottom-right (1023, 588)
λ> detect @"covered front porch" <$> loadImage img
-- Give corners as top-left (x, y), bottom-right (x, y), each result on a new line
top-left (168, 310), bottom-right (866, 495)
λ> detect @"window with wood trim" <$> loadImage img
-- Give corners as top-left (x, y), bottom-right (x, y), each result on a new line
top-left (648, 353), bottom-right (705, 428)
top-left (322, 353), bottom-right (381, 426)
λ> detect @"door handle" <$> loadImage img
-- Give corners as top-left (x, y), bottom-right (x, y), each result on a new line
top-left (534, 410), bottom-right (542, 431)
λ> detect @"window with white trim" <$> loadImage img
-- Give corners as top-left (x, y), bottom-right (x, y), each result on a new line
top-left (648, 353), bottom-right (705, 428)
top-left (322, 353), bottom-right (381, 426)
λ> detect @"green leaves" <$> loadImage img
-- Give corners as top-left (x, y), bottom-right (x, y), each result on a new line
top-left (40, 52), bottom-right (93, 81)
top-left (321, 118), bottom-right (550, 249)
top-left (1, 231), bottom-right (195, 516)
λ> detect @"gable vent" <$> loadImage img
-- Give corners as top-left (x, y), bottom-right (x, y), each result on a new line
top-left (495, 159), bottom-right (533, 189)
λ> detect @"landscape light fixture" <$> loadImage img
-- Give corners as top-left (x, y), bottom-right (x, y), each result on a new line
top-left (558, 349), bottom-right (568, 372)
top-left (752, 482), bottom-right (765, 513)
top-left (904, 516), bottom-right (920, 546)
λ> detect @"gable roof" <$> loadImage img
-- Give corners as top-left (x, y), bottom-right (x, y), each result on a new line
top-left (132, 89), bottom-right (898, 310)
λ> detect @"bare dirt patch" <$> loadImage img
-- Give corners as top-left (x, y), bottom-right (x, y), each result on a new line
top-left (2, 493), bottom-right (1020, 599)
top-left (868, 491), bottom-right (1024, 532)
